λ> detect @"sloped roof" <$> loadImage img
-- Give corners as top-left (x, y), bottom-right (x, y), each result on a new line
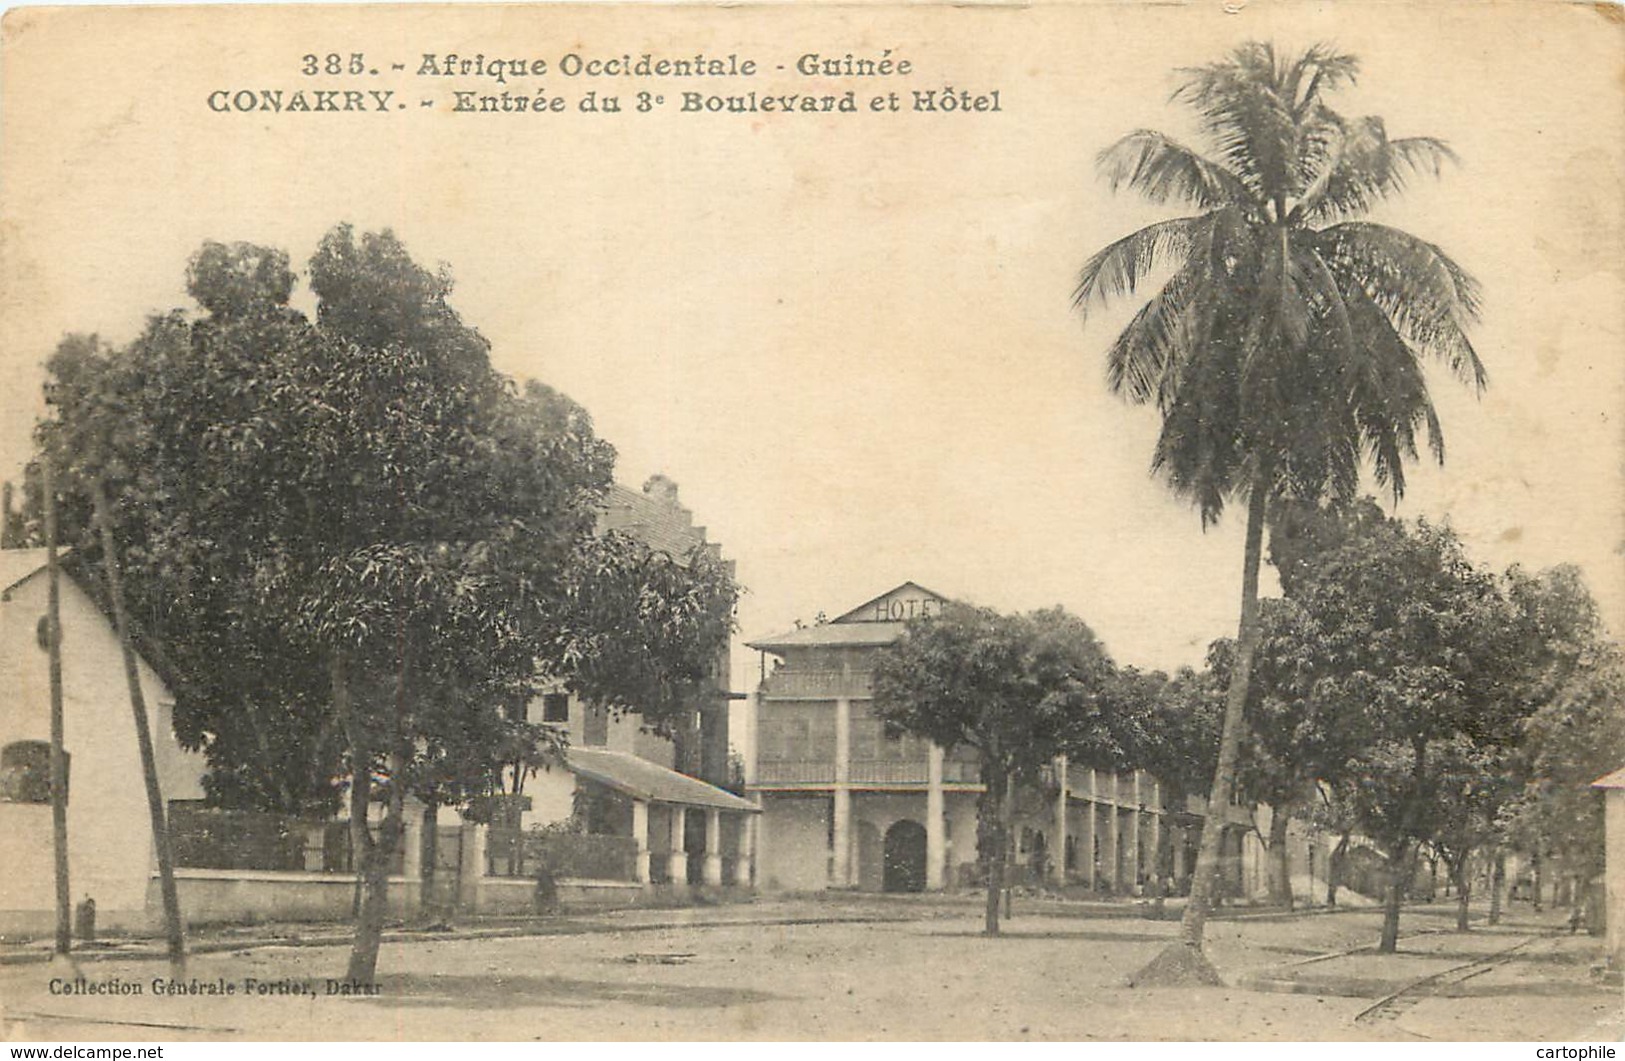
top-left (1592, 766), bottom-right (1625, 790)
top-left (564, 747), bottom-right (758, 812)
top-left (832, 581), bottom-right (951, 624)
top-left (0, 547), bottom-right (190, 699)
top-left (0, 548), bottom-right (51, 594)
top-left (747, 580), bottom-right (951, 652)
top-left (746, 621), bottom-right (912, 651)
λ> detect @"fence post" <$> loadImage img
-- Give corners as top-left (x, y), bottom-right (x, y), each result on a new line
top-left (460, 823), bottom-right (487, 912)
top-left (303, 824), bottom-right (326, 872)
top-left (401, 804), bottom-right (423, 915)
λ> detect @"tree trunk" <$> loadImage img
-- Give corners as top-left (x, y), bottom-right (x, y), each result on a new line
top-left (344, 646), bottom-right (408, 984)
top-left (1453, 855), bottom-right (1472, 931)
top-left (1378, 843), bottom-right (1408, 954)
top-left (348, 743), bottom-right (405, 983)
top-left (336, 652), bottom-right (368, 918)
top-left (983, 839), bottom-right (1004, 936)
top-left (1003, 777), bottom-right (1016, 921)
top-left (981, 775), bottom-right (1005, 936)
top-left (1179, 472), bottom-right (1270, 950)
top-left (93, 479), bottom-right (186, 975)
top-left (1265, 807), bottom-right (1293, 908)
top-left (1488, 849), bottom-right (1505, 926)
top-left (1127, 474), bottom-right (1269, 987)
top-left (1532, 851), bottom-right (1544, 912)
top-left (1326, 833), bottom-right (1349, 907)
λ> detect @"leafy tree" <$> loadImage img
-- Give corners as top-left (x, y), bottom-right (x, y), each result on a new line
top-left (1117, 664), bottom-right (1221, 913)
top-left (24, 227), bottom-right (738, 982)
top-left (1426, 736), bottom-right (1516, 930)
top-left (872, 604), bottom-right (1120, 935)
top-left (1263, 508), bottom-right (1520, 950)
top-left (560, 528), bottom-right (739, 740)
top-left (1511, 642), bottom-right (1625, 906)
top-left (1074, 42), bottom-right (1485, 977)
top-left (1219, 501), bottom-right (1397, 907)
top-left (1303, 780), bottom-right (1361, 906)
top-left (1221, 604), bottom-right (1366, 909)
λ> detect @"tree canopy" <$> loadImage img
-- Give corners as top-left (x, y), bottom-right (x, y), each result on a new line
top-left (1249, 501), bottom-right (1535, 948)
top-left (21, 226), bottom-right (740, 979)
top-left (872, 603), bottom-right (1121, 933)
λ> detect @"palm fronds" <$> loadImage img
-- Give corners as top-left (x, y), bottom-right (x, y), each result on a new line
top-left (1097, 130), bottom-right (1254, 211)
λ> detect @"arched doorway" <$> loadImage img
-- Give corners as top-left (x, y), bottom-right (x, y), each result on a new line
top-left (883, 819), bottom-right (927, 893)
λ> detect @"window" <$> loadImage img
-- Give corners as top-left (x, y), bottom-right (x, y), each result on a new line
top-left (0, 740), bottom-right (64, 804)
top-left (540, 693), bottom-right (570, 724)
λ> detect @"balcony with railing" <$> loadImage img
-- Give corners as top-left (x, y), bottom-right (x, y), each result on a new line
top-left (753, 756), bottom-right (983, 787)
top-left (848, 759), bottom-right (928, 785)
top-left (758, 669), bottom-right (874, 699)
top-left (755, 759), bottom-right (837, 785)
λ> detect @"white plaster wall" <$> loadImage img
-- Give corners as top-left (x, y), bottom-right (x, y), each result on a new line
top-left (1607, 791), bottom-right (1623, 966)
top-left (758, 793), bottom-right (830, 892)
top-left (0, 570), bottom-right (205, 921)
top-left (518, 763), bottom-right (577, 829)
top-left (944, 792), bottom-right (981, 887)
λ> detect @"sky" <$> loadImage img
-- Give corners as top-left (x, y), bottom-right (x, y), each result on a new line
top-left (1, 0), bottom-right (1621, 697)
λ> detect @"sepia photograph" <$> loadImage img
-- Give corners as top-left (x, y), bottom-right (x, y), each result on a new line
top-left (0, 0), bottom-right (1621, 1044)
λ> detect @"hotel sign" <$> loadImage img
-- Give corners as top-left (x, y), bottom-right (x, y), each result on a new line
top-left (838, 582), bottom-right (949, 624)
top-left (867, 596), bottom-right (941, 622)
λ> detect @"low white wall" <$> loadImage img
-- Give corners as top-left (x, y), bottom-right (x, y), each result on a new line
top-left (478, 875), bottom-right (643, 914)
top-left (170, 869), bottom-right (420, 928)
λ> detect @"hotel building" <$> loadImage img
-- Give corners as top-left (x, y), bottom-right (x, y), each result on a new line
top-left (746, 582), bottom-right (1264, 896)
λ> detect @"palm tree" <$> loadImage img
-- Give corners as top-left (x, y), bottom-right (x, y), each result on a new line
top-left (1075, 42), bottom-right (1484, 982)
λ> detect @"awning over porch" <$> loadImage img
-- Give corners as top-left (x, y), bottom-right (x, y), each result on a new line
top-left (563, 748), bottom-right (760, 813)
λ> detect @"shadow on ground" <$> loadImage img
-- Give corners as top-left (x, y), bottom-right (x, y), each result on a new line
top-left (927, 928), bottom-right (1174, 944)
top-left (362, 972), bottom-right (783, 1010)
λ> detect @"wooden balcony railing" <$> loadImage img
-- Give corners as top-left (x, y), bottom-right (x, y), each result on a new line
top-left (753, 757), bottom-right (984, 787)
top-left (758, 670), bottom-right (874, 699)
top-left (848, 760), bottom-right (927, 784)
top-left (755, 760), bottom-right (837, 784)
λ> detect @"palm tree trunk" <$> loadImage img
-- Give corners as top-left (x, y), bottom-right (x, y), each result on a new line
top-left (1179, 470), bottom-right (1270, 950)
top-left (93, 479), bottom-right (185, 975)
top-left (1128, 474), bottom-right (1268, 987)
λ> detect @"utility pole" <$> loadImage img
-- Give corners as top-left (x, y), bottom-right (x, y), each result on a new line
top-left (44, 456), bottom-right (72, 955)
